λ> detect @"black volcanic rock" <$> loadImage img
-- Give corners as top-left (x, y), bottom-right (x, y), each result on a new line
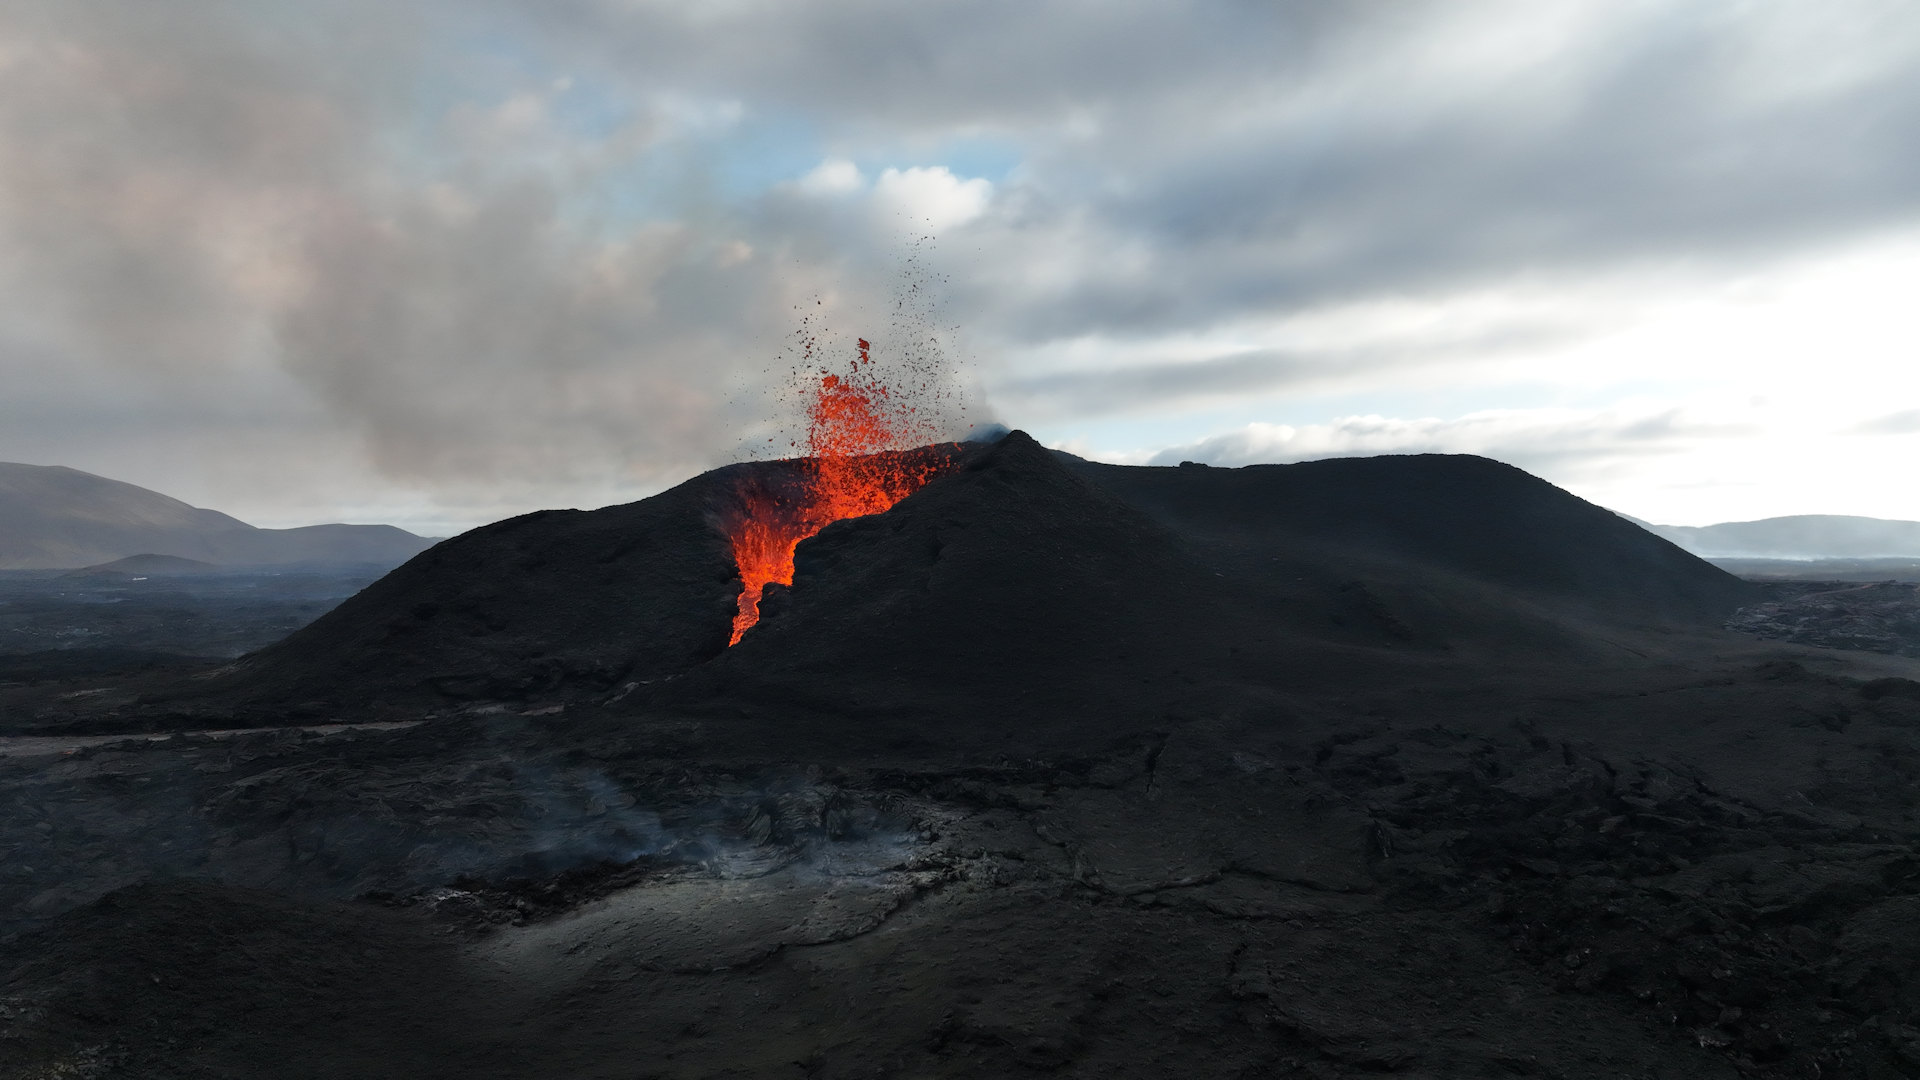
top-left (12, 436), bottom-right (1920, 1080)
top-left (1730, 580), bottom-right (1920, 656)
top-left (693, 430), bottom-right (1213, 729)
top-left (198, 444), bottom-right (975, 714)
top-left (191, 432), bottom-right (1754, 729)
top-left (678, 437), bottom-right (1758, 742)
top-left (1064, 451), bottom-right (1755, 624)
top-left (201, 471), bottom-right (746, 712)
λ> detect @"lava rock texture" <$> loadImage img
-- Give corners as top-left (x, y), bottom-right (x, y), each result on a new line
top-left (3, 431), bottom-right (1918, 1078)
top-left (1730, 581), bottom-right (1920, 657)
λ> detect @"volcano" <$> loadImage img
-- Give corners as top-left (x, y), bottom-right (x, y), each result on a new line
top-left (191, 430), bottom-right (1751, 727)
top-left (7, 434), bottom-right (1920, 1078)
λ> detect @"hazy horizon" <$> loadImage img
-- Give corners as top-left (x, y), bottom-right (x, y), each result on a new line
top-left (16, 453), bottom-right (1920, 546)
top-left (3, 2), bottom-right (1918, 536)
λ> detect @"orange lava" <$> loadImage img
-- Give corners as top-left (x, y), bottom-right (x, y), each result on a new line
top-left (727, 338), bottom-right (951, 644)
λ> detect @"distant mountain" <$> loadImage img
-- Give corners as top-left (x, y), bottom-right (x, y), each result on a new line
top-left (65, 553), bottom-right (224, 577)
top-left (1634, 514), bottom-right (1920, 559)
top-left (0, 462), bottom-right (438, 570)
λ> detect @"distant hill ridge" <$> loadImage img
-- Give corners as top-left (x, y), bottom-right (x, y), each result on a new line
top-left (64, 554), bottom-right (225, 578)
top-left (1634, 514), bottom-right (1920, 559)
top-left (0, 462), bottom-right (437, 570)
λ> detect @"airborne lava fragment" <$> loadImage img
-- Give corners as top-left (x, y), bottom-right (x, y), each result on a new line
top-left (725, 338), bottom-right (955, 644)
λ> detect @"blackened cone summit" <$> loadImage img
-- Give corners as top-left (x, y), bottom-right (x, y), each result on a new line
top-left (183, 435), bottom-right (1754, 727)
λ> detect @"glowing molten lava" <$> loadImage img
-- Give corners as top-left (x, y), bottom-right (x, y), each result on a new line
top-left (727, 338), bottom-right (951, 644)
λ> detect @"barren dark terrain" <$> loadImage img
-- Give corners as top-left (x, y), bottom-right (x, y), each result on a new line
top-left (0, 566), bottom-right (400, 741)
top-left (0, 566), bottom-right (395, 661)
top-left (4, 433), bottom-right (1920, 1079)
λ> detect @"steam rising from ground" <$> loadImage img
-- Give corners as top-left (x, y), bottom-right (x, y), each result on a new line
top-left (0, 720), bottom-right (928, 932)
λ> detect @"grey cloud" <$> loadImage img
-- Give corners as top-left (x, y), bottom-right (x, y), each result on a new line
top-left (0, 1), bottom-right (933, 521)
top-left (0, 2), bottom-right (416, 377)
top-left (3, 0), bottom-right (1918, 529)
top-left (1143, 407), bottom-right (1744, 478)
top-left (1853, 410), bottom-right (1920, 435)
top-left (997, 349), bottom-right (1324, 420)
top-left (992, 323), bottom-right (1574, 420)
top-left (518, 0), bottom-right (1365, 133)
top-left (432, 0), bottom-right (1920, 362)
top-left (528, 0), bottom-right (1920, 346)
top-left (981, 10), bottom-right (1920, 341)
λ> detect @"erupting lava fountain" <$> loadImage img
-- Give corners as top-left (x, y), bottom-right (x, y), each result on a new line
top-left (724, 336), bottom-right (965, 645)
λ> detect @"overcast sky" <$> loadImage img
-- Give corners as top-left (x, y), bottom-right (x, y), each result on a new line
top-left (3, 0), bottom-right (1918, 534)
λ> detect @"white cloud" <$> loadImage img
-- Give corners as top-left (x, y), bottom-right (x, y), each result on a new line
top-left (651, 92), bottom-right (744, 136)
top-left (793, 157), bottom-right (864, 197)
top-left (872, 165), bottom-right (992, 231)
top-left (1119, 399), bottom-right (1919, 526)
top-left (1144, 406), bottom-right (1719, 469)
top-left (6, 0), bottom-right (1920, 532)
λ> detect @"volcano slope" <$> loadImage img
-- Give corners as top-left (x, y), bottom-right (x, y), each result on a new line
top-left (171, 431), bottom-right (1750, 732)
top-left (7, 432), bottom-right (1920, 1079)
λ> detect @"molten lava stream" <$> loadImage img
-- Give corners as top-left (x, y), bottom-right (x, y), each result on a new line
top-left (726, 338), bottom-right (951, 645)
